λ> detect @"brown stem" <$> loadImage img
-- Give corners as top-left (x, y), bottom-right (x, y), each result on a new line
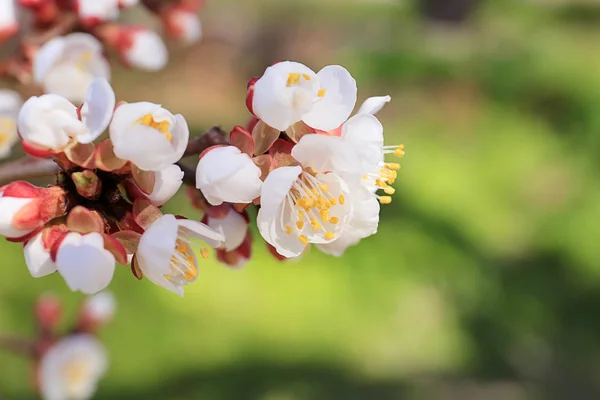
top-left (0, 335), bottom-right (36, 356)
top-left (183, 126), bottom-right (228, 157)
top-left (0, 157), bottom-right (59, 186)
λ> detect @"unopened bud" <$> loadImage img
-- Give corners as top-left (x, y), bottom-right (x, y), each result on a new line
top-left (72, 170), bottom-right (102, 199)
top-left (35, 293), bottom-right (62, 330)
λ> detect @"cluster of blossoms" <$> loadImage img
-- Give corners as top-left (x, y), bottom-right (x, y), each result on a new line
top-left (2, 292), bottom-right (115, 400)
top-left (0, 0), bottom-right (204, 159)
top-left (195, 61), bottom-right (404, 258)
top-left (0, 60), bottom-right (403, 296)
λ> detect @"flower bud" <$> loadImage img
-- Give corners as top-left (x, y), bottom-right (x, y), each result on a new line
top-left (162, 6), bottom-right (202, 45)
top-left (0, 182), bottom-right (67, 240)
top-left (195, 145), bottom-right (263, 206)
top-left (107, 26), bottom-right (168, 71)
top-left (75, 0), bottom-right (119, 27)
top-left (33, 33), bottom-right (111, 104)
top-left (110, 102), bottom-right (189, 171)
top-left (35, 293), bottom-right (62, 330)
top-left (204, 207), bottom-right (248, 252)
top-left (0, 0), bottom-right (19, 42)
top-left (78, 291), bottom-right (116, 330)
top-left (72, 170), bottom-right (102, 199)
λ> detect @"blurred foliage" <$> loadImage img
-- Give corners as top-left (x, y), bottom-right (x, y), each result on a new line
top-left (3, 0), bottom-right (600, 399)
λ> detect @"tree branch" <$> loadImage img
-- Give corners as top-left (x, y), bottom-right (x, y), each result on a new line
top-left (0, 157), bottom-right (59, 186)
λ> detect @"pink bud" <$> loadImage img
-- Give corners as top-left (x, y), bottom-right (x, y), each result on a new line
top-left (0, 182), bottom-right (67, 240)
top-left (35, 293), bottom-right (62, 330)
top-left (162, 6), bottom-right (202, 45)
top-left (103, 25), bottom-right (168, 71)
top-left (77, 292), bottom-right (116, 331)
top-left (216, 231), bottom-right (252, 268)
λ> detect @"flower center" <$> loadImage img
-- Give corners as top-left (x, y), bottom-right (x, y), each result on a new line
top-left (0, 118), bottom-right (15, 145)
top-left (283, 171), bottom-right (340, 244)
top-left (136, 114), bottom-right (173, 142)
top-left (75, 51), bottom-right (93, 73)
top-left (64, 358), bottom-right (92, 393)
top-left (165, 234), bottom-right (210, 284)
top-left (286, 72), bottom-right (312, 86)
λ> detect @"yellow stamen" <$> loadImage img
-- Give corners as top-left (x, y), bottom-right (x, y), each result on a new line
top-left (302, 73), bottom-right (311, 80)
top-left (184, 265), bottom-right (198, 281)
top-left (287, 73), bottom-right (301, 86)
top-left (299, 235), bottom-right (309, 244)
top-left (379, 196), bottom-right (392, 204)
top-left (324, 232), bottom-right (335, 240)
top-left (329, 216), bottom-right (339, 224)
top-left (386, 163), bottom-right (401, 171)
top-left (136, 114), bottom-right (172, 142)
top-left (285, 225), bottom-right (293, 235)
top-left (339, 194), bottom-right (345, 205)
top-left (200, 248), bottom-right (209, 259)
top-left (384, 187), bottom-right (396, 195)
top-left (318, 89), bottom-right (327, 97)
top-left (296, 220), bottom-right (304, 230)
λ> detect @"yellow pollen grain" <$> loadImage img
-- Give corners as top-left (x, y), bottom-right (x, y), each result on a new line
top-left (384, 187), bottom-right (396, 195)
top-left (136, 114), bottom-right (172, 142)
top-left (285, 225), bottom-right (293, 235)
top-left (184, 266), bottom-right (198, 281)
top-left (296, 220), bottom-right (304, 230)
top-left (311, 188), bottom-right (317, 196)
top-left (395, 145), bottom-right (405, 157)
top-left (339, 194), bottom-right (345, 205)
top-left (379, 196), bottom-right (392, 204)
top-left (287, 73), bottom-right (301, 86)
top-left (319, 184), bottom-right (329, 192)
top-left (319, 209), bottom-right (329, 221)
top-left (200, 248), bottom-right (209, 259)
top-left (299, 235), bottom-right (309, 244)
top-left (329, 198), bottom-right (337, 206)
top-left (302, 73), bottom-right (311, 80)
top-left (318, 89), bottom-right (327, 97)
top-left (298, 211), bottom-right (304, 220)
top-left (329, 216), bottom-right (339, 224)
top-left (386, 163), bottom-right (401, 171)
top-left (324, 232), bottom-right (335, 240)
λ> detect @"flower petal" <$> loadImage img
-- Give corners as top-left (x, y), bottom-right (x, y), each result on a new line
top-left (357, 95), bottom-right (391, 115)
top-left (78, 78), bottom-right (115, 144)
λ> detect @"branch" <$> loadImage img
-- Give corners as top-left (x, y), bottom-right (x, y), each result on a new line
top-left (0, 157), bottom-right (59, 186)
top-left (0, 335), bottom-right (36, 356)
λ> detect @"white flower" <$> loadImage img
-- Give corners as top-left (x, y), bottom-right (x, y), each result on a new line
top-left (34, 33), bottom-right (111, 104)
top-left (24, 231), bottom-right (57, 278)
top-left (78, 78), bottom-right (116, 144)
top-left (206, 208), bottom-right (248, 252)
top-left (195, 146), bottom-right (263, 206)
top-left (76, 0), bottom-right (119, 25)
top-left (56, 232), bottom-right (116, 294)
top-left (39, 334), bottom-right (108, 400)
top-left (136, 214), bottom-right (224, 296)
top-left (252, 61), bottom-right (357, 131)
top-left (110, 102), bottom-right (189, 171)
top-left (257, 135), bottom-right (359, 258)
top-left (0, 89), bottom-right (22, 158)
top-left (80, 291), bottom-right (116, 324)
top-left (122, 29), bottom-right (168, 71)
top-left (0, 0), bottom-right (18, 40)
top-left (146, 164), bottom-right (184, 206)
top-left (18, 94), bottom-right (87, 153)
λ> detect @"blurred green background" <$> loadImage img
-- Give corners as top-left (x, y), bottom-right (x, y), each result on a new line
top-left (3, 0), bottom-right (600, 398)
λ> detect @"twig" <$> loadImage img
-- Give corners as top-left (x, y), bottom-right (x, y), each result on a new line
top-left (0, 157), bottom-right (59, 186)
top-left (0, 335), bottom-right (36, 356)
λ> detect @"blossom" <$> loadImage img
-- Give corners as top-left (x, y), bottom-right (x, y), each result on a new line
top-left (80, 291), bottom-right (116, 326)
top-left (0, 89), bottom-right (22, 158)
top-left (33, 33), bottom-right (111, 104)
top-left (205, 207), bottom-right (248, 252)
top-left (136, 214), bottom-right (223, 296)
top-left (120, 28), bottom-right (168, 71)
top-left (56, 232), bottom-right (116, 294)
top-left (252, 61), bottom-right (357, 131)
top-left (76, 0), bottom-right (120, 26)
top-left (0, 0), bottom-right (18, 41)
top-left (195, 145), bottom-right (263, 206)
top-left (0, 181), bottom-right (66, 239)
top-left (257, 135), bottom-right (357, 258)
top-left (39, 334), bottom-right (108, 400)
top-left (110, 102), bottom-right (189, 171)
top-left (163, 6), bottom-right (202, 45)
top-left (24, 230), bottom-right (58, 278)
top-left (145, 164), bottom-right (184, 206)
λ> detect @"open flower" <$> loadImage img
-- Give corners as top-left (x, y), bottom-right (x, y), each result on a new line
top-left (0, 89), bottom-right (22, 158)
top-left (33, 33), bottom-right (111, 104)
top-left (257, 135), bottom-right (358, 258)
top-left (252, 61), bottom-right (357, 131)
top-left (195, 145), bottom-right (263, 206)
top-left (110, 102), bottom-right (189, 171)
top-left (76, 0), bottom-right (120, 26)
top-left (56, 232), bottom-right (117, 294)
top-left (136, 214), bottom-right (223, 296)
top-left (39, 334), bottom-right (108, 400)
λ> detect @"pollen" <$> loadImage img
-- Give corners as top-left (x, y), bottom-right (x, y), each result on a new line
top-left (324, 232), bottom-right (335, 240)
top-left (296, 220), bottom-right (304, 229)
top-left (318, 89), bottom-right (327, 97)
top-left (302, 73), bottom-right (312, 80)
top-left (136, 114), bottom-right (172, 142)
top-left (200, 248), bottom-right (209, 259)
top-left (339, 194), bottom-right (345, 205)
top-left (395, 144), bottom-right (405, 157)
top-left (285, 225), bottom-right (293, 235)
top-left (379, 196), bottom-right (392, 204)
top-left (329, 216), bottom-right (339, 224)
top-left (299, 235), bottom-right (309, 244)
top-left (287, 73), bottom-right (301, 86)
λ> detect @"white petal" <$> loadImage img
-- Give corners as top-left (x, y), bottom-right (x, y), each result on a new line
top-left (302, 65), bottom-right (357, 131)
top-left (0, 89), bottom-right (22, 115)
top-left (258, 166), bottom-right (301, 221)
top-left (78, 78), bottom-right (115, 143)
top-left (196, 146), bottom-right (263, 205)
top-left (34, 36), bottom-right (66, 84)
top-left (341, 114), bottom-right (384, 171)
top-left (39, 334), bottom-right (108, 400)
top-left (147, 164), bottom-right (183, 206)
top-left (137, 214), bottom-right (178, 275)
top-left (125, 30), bottom-right (168, 71)
top-left (177, 218), bottom-right (225, 249)
top-left (56, 233), bottom-right (116, 294)
top-left (291, 134), bottom-right (359, 175)
top-left (0, 196), bottom-right (35, 238)
top-left (357, 95), bottom-right (391, 115)
top-left (77, 0), bottom-right (119, 21)
top-left (207, 209), bottom-right (247, 251)
top-left (81, 291), bottom-right (116, 323)
top-left (24, 232), bottom-right (57, 278)
top-left (0, 0), bottom-right (17, 31)
top-left (252, 61), bottom-right (318, 131)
